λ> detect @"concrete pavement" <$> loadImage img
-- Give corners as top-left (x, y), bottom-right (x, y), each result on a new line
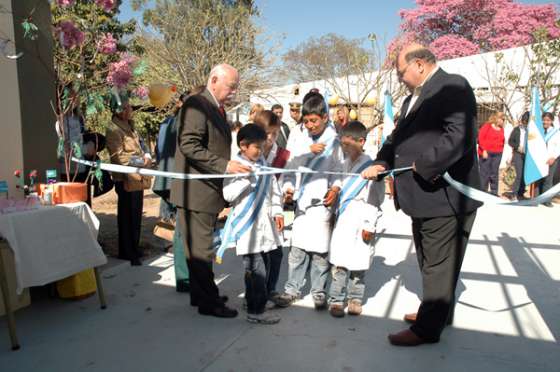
top-left (1, 200), bottom-right (559, 371)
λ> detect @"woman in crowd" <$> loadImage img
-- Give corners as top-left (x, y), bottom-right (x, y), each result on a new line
top-left (106, 94), bottom-right (152, 266)
top-left (247, 103), bottom-right (264, 125)
top-left (333, 105), bottom-right (349, 133)
top-left (478, 112), bottom-right (505, 195)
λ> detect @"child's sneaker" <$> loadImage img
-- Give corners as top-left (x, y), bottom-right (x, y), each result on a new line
top-left (313, 294), bottom-right (328, 310)
top-left (348, 299), bottom-right (362, 315)
top-left (273, 293), bottom-right (298, 308)
top-left (329, 303), bottom-right (345, 318)
top-left (246, 312), bottom-right (281, 325)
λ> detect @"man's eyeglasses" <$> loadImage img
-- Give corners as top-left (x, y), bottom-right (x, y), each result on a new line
top-left (396, 60), bottom-right (416, 79)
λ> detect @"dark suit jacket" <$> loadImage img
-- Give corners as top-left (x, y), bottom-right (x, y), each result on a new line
top-left (508, 125), bottom-right (526, 154)
top-left (276, 122), bottom-right (291, 149)
top-left (374, 68), bottom-right (482, 218)
top-left (170, 89), bottom-right (232, 214)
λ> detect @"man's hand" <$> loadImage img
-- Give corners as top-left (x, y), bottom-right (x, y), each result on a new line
top-left (226, 160), bottom-right (252, 174)
top-left (310, 143), bottom-right (326, 155)
top-left (482, 150), bottom-right (488, 159)
top-left (284, 189), bottom-right (294, 204)
top-left (361, 164), bottom-right (386, 180)
top-left (275, 215), bottom-right (284, 232)
top-left (547, 157), bottom-right (556, 166)
top-left (323, 186), bottom-right (340, 207)
top-left (362, 230), bottom-right (375, 243)
top-left (143, 156), bottom-right (152, 167)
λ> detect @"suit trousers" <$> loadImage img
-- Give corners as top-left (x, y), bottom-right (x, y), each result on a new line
top-left (511, 152), bottom-right (526, 197)
top-left (410, 211), bottom-right (476, 342)
top-left (177, 208), bottom-right (223, 309)
top-left (115, 181), bottom-right (143, 261)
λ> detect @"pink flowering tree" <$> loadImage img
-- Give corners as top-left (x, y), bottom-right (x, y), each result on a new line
top-left (390, 0), bottom-right (560, 60)
top-left (49, 0), bottom-right (143, 180)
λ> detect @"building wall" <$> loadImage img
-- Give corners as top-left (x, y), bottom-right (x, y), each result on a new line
top-left (0, 0), bottom-right (57, 197)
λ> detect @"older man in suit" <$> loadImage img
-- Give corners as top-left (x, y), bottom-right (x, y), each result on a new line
top-left (171, 64), bottom-right (251, 318)
top-left (362, 44), bottom-right (482, 345)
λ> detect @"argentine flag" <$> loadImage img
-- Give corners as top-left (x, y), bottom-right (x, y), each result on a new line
top-left (523, 86), bottom-right (548, 185)
top-left (381, 91), bottom-right (395, 146)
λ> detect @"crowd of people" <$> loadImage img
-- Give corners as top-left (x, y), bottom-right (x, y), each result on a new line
top-left (96, 43), bottom-right (559, 347)
top-left (476, 109), bottom-right (559, 206)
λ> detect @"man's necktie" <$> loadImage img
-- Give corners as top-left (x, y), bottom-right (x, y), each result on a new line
top-left (218, 105), bottom-right (226, 118)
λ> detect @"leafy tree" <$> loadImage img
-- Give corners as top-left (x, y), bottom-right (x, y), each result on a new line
top-left (131, 0), bottom-right (277, 104)
top-left (282, 33), bottom-right (406, 126)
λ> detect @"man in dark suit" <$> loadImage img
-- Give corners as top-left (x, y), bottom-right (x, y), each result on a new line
top-left (171, 64), bottom-right (251, 318)
top-left (271, 103), bottom-right (291, 149)
top-left (362, 44), bottom-right (482, 346)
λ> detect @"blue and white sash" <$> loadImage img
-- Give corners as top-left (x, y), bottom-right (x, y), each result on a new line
top-left (294, 124), bottom-right (338, 200)
top-left (337, 159), bottom-right (375, 217)
top-left (214, 158), bottom-right (272, 263)
top-left (544, 127), bottom-right (558, 144)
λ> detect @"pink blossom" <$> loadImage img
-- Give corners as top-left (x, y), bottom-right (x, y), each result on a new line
top-left (56, 0), bottom-right (75, 7)
top-left (107, 54), bottom-right (138, 89)
top-left (95, 0), bottom-right (115, 12)
top-left (393, 0), bottom-right (560, 59)
top-left (132, 86), bottom-right (149, 99)
top-left (97, 33), bottom-right (117, 54)
top-left (430, 35), bottom-right (480, 60)
top-left (57, 20), bottom-right (85, 49)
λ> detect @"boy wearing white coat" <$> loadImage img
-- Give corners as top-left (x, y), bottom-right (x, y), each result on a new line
top-left (276, 94), bottom-right (344, 310)
top-left (220, 124), bottom-right (284, 324)
top-left (328, 121), bottom-right (384, 317)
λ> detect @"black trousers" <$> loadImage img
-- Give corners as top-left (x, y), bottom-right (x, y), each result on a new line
top-left (177, 208), bottom-right (223, 310)
top-left (479, 152), bottom-right (502, 195)
top-left (115, 182), bottom-right (143, 261)
top-left (410, 211), bottom-right (477, 342)
top-left (511, 151), bottom-right (526, 197)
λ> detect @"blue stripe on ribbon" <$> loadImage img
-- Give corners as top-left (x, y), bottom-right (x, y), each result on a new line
top-left (337, 160), bottom-right (374, 216)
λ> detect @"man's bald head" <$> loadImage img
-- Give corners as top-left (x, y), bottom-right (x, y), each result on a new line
top-left (395, 44), bottom-right (437, 92)
top-left (207, 64), bottom-right (239, 106)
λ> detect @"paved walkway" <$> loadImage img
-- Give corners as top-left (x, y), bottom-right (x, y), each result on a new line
top-left (1, 201), bottom-right (559, 371)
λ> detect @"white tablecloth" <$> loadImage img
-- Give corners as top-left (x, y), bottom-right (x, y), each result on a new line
top-left (0, 202), bottom-right (107, 294)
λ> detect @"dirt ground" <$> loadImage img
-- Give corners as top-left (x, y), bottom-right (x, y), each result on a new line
top-left (92, 188), bottom-right (169, 259)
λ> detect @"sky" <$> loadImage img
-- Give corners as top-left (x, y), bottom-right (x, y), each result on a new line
top-left (118, 0), bottom-right (558, 56)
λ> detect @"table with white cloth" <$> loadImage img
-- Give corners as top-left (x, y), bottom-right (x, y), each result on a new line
top-left (0, 202), bottom-right (108, 350)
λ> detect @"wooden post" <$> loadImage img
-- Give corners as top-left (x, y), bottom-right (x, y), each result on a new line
top-left (0, 241), bottom-right (21, 350)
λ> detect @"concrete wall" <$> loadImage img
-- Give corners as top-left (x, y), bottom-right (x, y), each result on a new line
top-left (0, 0), bottom-right (57, 197)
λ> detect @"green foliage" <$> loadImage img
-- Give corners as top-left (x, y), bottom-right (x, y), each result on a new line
top-left (21, 19), bottom-right (38, 40)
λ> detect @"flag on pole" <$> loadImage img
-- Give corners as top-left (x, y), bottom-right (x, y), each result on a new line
top-left (523, 86), bottom-right (548, 185)
top-left (381, 91), bottom-right (395, 146)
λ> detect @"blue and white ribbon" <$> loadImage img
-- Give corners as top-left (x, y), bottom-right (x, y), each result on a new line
top-left (337, 160), bottom-right (375, 217)
top-left (213, 159), bottom-right (272, 263)
top-left (293, 125), bottom-right (338, 200)
top-left (544, 127), bottom-right (558, 144)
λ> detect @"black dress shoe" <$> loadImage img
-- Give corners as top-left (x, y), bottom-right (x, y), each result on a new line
top-left (190, 295), bottom-right (228, 307)
top-left (198, 305), bottom-right (238, 318)
top-left (176, 280), bottom-right (190, 293)
top-left (130, 258), bottom-right (143, 266)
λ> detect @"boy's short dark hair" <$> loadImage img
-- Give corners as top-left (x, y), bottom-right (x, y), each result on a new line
top-left (237, 123), bottom-right (267, 147)
top-left (340, 121), bottom-right (367, 140)
top-left (271, 104), bottom-right (283, 111)
top-left (302, 95), bottom-right (327, 117)
top-left (302, 90), bottom-right (323, 104)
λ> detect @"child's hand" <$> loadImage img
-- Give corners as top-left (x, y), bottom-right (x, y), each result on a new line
top-left (323, 186), bottom-right (340, 207)
top-left (362, 230), bottom-right (375, 243)
top-left (284, 189), bottom-right (294, 204)
top-left (310, 143), bottom-right (326, 155)
top-left (217, 207), bottom-right (231, 221)
top-left (275, 215), bottom-right (284, 232)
